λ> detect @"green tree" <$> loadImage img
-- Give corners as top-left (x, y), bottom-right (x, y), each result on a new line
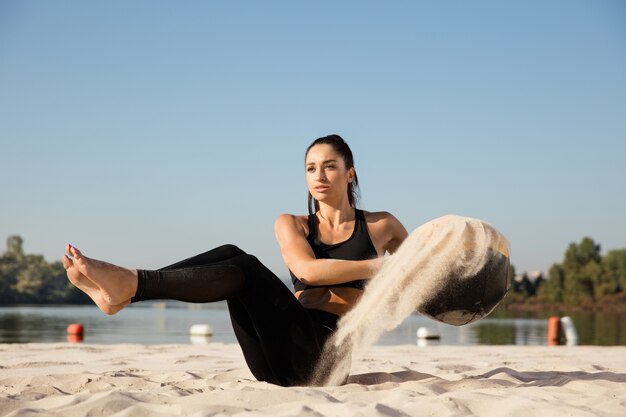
top-left (530, 237), bottom-right (625, 308)
top-left (561, 238), bottom-right (600, 303)
top-left (14, 254), bottom-right (47, 301)
top-left (540, 263), bottom-right (564, 303)
top-left (6, 235), bottom-right (24, 259)
top-left (603, 249), bottom-right (626, 294)
top-left (0, 235), bottom-right (24, 303)
top-left (0, 253), bottom-right (19, 303)
top-left (562, 238), bottom-right (601, 273)
top-left (1, 235), bottom-right (90, 304)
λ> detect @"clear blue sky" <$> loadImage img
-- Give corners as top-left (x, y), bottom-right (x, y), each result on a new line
top-left (1, 1), bottom-right (625, 279)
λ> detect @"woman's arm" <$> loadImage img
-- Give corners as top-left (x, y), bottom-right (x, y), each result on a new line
top-left (365, 211), bottom-right (409, 255)
top-left (381, 212), bottom-right (409, 254)
top-left (274, 214), bottom-right (382, 286)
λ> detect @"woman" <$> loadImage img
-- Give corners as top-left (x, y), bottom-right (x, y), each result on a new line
top-left (62, 134), bottom-right (408, 386)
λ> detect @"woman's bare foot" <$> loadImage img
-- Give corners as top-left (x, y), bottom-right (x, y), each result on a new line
top-left (62, 244), bottom-right (138, 314)
top-left (62, 255), bottom-right (129, 314)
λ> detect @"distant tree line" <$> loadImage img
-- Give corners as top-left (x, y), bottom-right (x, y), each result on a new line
top-left (2, 234), bottom-right (625, 308)
top-left (0, 235), bottom-right (89, 304)
top-left (505, 237), bottom-right (626, 309)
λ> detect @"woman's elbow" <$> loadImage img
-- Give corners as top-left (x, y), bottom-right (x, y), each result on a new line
top-left (291, 263), bottom-right (321, 286)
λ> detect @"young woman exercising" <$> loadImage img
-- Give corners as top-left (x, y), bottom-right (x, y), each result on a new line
top-left (62, 134), bottom-right (408, 386)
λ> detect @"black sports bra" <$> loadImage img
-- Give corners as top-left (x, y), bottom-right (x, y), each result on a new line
top-left (290, 209), bottom-right (378, 292)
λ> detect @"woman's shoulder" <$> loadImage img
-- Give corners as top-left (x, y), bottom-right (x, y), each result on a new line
top-left (362, 210), bottom-right (401, 224)
top-left (275, 213), bottom-right (310, 237)
top-left (362, 210), bottom-right (409, 254)
top-left (362, 210), bottom-right (407, 236)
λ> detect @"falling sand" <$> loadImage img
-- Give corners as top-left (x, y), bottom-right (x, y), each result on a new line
top-left (311, 214), bottom-right (511, 386)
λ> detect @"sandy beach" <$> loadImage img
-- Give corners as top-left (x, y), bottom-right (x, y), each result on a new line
top-left (1, 343), bottom-right (625, 417)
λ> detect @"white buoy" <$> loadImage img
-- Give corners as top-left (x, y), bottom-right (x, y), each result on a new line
top-left (190, 335), bottom-right (212, 345)
top-left (560, 316), bottom-right (578, 345)
top-left (417, 327), bottom-right (441, 340)
top-left (190, 324), bottom-right (213, 336)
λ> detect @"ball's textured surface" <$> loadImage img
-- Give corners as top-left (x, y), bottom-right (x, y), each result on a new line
top-left (414, 215), bottom-right (511, 325)
top-left (417, 247), bottom-right (510, 325)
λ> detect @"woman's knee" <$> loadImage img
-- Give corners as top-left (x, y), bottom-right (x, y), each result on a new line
top-left (213, 244), bottom-right (246, 256)
top-left (231, 253), bottom-right (269, 277)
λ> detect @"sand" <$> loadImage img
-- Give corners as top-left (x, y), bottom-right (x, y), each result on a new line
top-left (314, 215), bottom-right (511, 385)
top-left (3, 216), bottom-right (623, 415)
top-left (1, 343), bottom-right (625, 417)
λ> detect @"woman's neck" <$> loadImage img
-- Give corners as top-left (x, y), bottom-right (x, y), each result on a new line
top-left (316, 201), bottom-right (355, 229)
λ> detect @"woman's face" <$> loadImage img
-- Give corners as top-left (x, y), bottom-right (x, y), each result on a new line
top-left (305, 144), bottom-right (354, 204)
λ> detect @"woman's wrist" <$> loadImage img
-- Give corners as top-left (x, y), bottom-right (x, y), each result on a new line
top-left (369, 258), bottom-right (384, 275)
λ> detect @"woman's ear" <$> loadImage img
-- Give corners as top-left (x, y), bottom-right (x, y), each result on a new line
top-left (347, 167), bottom-right (355, 183)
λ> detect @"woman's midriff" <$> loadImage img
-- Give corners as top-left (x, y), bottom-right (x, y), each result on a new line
top-left (295, 287), bottom-right (364, 316)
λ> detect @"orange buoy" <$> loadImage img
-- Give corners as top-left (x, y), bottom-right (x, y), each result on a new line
top-left (547, 316), bottom-right (561, 346)
top-left (67, 323), bottom-right (84, 335)
top-left (67, 333), bottom-right (84, 343)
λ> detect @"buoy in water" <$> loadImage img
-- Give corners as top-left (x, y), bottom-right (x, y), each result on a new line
top-left (67, 323), bottom-right (84, 343)
top-left (547, 316), bottom-right (578, 345)
top-left (416, 327), bottom-right (440, 340)
top-left (67, 323), bottom-right (84, 335)
top-left (190, 324), bottom-right (213, 336)
top-left (547, 316), bottom-right (562, 346)
top-left (67, 333), bottom-right (84, 343)
top-left (560, 316), bottom-right (579, 345)
top-left (190, 335), bottom-right (212, 345)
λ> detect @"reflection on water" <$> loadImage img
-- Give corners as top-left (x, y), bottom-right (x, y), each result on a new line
top-left (190, 335), bottom-right (213, 345)
top-left (481, 311), bottom-right (626, 346)
top-left (0, 304), bottom-right (624, 346)
top-left (0, 304), bottom-right (236, 345)
top-left (471, 319), bottom-right (535, 345)
top-left (382, 314), bottom-right (551, 346)
top-left (369, 309), bottom-right (625, 346)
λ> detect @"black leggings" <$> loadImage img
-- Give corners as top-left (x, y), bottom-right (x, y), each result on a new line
top-left (130, 244), bottom-right (339, 387)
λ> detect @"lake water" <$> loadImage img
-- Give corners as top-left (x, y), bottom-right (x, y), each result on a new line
top-left (1, 303), bottom-right (624, 346)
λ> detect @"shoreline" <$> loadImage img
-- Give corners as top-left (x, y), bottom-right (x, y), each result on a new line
top-left (1, 343), bottom-right (625, 416)
top-left (499, 299), bottom-right (626, 313)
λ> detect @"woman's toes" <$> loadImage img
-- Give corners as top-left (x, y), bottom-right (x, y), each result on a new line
top-left (67, 270), bottom-right (90, 289)
top-left (69, 245), bottom-right (84, 261)
top-left (61, 254), bottom-right (73, 269)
